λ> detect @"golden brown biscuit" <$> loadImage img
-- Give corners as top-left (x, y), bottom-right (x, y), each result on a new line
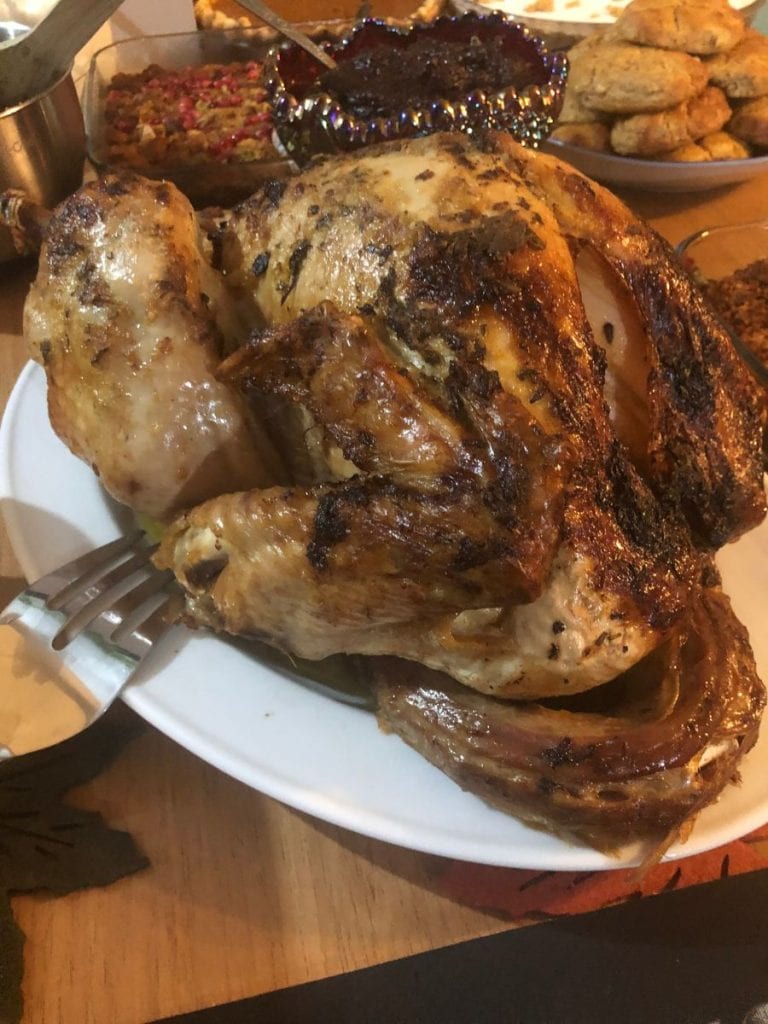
top-left (558, 85), bottom-right (607, 125)
top-left (569, 40), bottom-right (708, 114)
top-left (728, 95), bottom-right (768, 147)
top-left (613, 0), bottom-right (745, 56)
top-left (706, 30), bottom-right (768, 99)
top-left (652, 141), bottom-right (712, 161)
top-left (550, 122), bottom-right (612, 151)
top-left (610, 86), bottom-right (731, 156)
top-left (561, 28), bottom-right (620, 74)
top-left (611, 103), bottom-right (692, 155)
top-left (698, 130), bottom-right (751, 159)
top-left (685, 85), bottom-right (733, 139)
top-left (567, 27), bottom-right (619, 54)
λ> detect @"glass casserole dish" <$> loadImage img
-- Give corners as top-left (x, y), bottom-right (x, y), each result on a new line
top-left (677, 219), bottom-right (768, 388)
top-left (83, 26), bottom-right (344, 208)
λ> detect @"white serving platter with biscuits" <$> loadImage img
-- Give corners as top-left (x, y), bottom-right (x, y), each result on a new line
top-left (451, 0), bottom-right (764, 39)
top-left (2, 362), bottom-right (768, 872)
top-left (543, 136), bottom-right (768, 190)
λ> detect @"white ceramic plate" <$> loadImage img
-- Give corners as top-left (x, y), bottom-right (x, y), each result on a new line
top-left (543, 139), bottom-right (768, 193)
top-left (2, 362), bottom-right (768, 871)
top-left (453, 0), bottom-right (761, 27)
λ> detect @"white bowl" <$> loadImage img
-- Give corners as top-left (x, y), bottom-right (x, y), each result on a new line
top-left (450, 0), bottom-right (765, 43)
top-left (543, 137), bottom-right (768, 192)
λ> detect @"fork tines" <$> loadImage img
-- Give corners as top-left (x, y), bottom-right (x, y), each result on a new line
top-left (28, 532), bottom-right (176, 657)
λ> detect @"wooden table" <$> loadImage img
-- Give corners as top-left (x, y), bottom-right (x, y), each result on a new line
top-left (2, 136), bottom-right (768, 1024)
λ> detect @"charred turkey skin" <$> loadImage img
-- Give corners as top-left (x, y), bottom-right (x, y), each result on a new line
top-left (24, 174), bottom-right (284, 520)
top-left (21, 133), bottom-right (766, 853)
top-left (374, 584), bottom-right (765, 852)
top-left (158, 131), bottom-right (763, 700)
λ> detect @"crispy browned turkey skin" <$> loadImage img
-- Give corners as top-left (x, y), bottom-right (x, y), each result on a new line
top-left (24, 175), bottom-right (284, 520)
top-left (157, 131), bottom-right (764, 701)
top-left (21, 131), bottom-right (767, 851)
top-left (374, 584), bottom-right (765, 852)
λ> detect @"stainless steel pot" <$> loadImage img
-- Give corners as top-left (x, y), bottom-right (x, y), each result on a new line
top-left (1, 23), bottom-right (85, 262)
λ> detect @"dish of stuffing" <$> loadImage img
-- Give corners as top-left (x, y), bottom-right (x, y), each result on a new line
top-left (83, 27), bottom-right (349, 207)
top-left (1, 131), bottom-right (766, 870)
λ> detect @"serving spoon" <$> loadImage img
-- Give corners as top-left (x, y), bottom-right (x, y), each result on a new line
top-left (0, 0), bottom-right (124, 110)
top-left (233, 0), bottom-right (338, 70)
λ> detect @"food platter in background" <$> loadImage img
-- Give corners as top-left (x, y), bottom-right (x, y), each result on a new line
top-left (81, 2), bottom-right (768, 202)
top-left (450, 0), bottom-right (765, 47)
top-left (490, 0), bottom-right (768, 194)
top-left (194, 0), bottom-right (446, 32)
top-left (543, 137), bottom-right (768, 191)
top-left (2, 363), bottom-right (768, 872)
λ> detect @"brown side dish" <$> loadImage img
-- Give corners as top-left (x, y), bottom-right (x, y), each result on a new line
top-left (104, 60), bottom-right (275, 169)
top-left (700, 260), bottom-right (768, 367)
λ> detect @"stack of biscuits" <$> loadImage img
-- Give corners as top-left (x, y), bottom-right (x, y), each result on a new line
top-left (552, 0), bottom-right (768, 161)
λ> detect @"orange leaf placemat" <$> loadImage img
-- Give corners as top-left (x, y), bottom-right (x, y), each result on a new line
top-left (1, 710), bottom-right (148, 1024)
top-left (438, 823), bottom-right (768, 920)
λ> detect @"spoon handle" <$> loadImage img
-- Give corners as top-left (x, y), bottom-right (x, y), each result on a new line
top-left (28, 0), bottom-right (125, 62)
top-left (0, 0), bottom-right (124, 107)
top-left (233, 0), bottom-right (338, 70)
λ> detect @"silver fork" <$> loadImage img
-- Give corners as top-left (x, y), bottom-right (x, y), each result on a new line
top-left (0, 532), bottom-right (176, 758)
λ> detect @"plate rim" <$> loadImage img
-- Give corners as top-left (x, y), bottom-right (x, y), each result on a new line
top-left (452, 0), bottom-right (761, 25)
top-left (2, 360), bottom-right (767, 871)
top-left (543, 138), bottom-right (768, 192)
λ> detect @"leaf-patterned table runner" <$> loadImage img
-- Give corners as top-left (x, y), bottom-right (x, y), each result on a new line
top-left (3, 704), bottom-right (767, 1023)
top-left (0, 712), bottom-right (148, 1024)
top-left (439, 823), bottom-right (768, 918)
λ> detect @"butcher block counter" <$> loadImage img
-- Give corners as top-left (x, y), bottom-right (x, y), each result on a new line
top-left (2, 8), bottom-right (768, 1024)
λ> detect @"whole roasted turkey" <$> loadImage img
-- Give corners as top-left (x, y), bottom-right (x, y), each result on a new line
top-left (23, 131), bottom-right (766, 851)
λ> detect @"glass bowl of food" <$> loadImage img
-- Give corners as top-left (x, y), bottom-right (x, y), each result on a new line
top-left (450, 0), bottom-right (764, 49)
top-left (83, 25), bottom-right (342, 208)
top-left (265, 11), bottom-right (568, 165)
top-left (676, 220), bottom-right (768, 387)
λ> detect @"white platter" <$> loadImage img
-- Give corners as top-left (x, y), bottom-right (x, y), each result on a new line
top-left (2, 361), bottom-right (767, 871)
top-left (543, 138), bottom-right (768, 193)
top-left (452, 0), bottom-right (763, 28)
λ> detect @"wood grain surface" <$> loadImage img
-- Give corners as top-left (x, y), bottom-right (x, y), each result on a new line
top-left (1, 70), bottom-right (768, 1024)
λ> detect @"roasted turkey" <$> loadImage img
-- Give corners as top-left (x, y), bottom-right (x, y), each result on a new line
top-left (19, 130), bottom-right (766, 852)
top-left (24, 175), bottom-right (284, 520)
top-left (158, 131), bottom-right (764, 695)
top-left (374, 583), bottom-right (763, 851)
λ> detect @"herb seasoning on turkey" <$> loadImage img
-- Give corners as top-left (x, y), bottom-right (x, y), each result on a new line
top-left (23, 131), bottom-right (766, 855)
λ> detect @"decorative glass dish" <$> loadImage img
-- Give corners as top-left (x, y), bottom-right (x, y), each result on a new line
top-left (677, 219), bottom-right (768, 387)
top-left (84, 26), bottom-right (340, 208)
top-left (266, 11), bottom-right (568, 165)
